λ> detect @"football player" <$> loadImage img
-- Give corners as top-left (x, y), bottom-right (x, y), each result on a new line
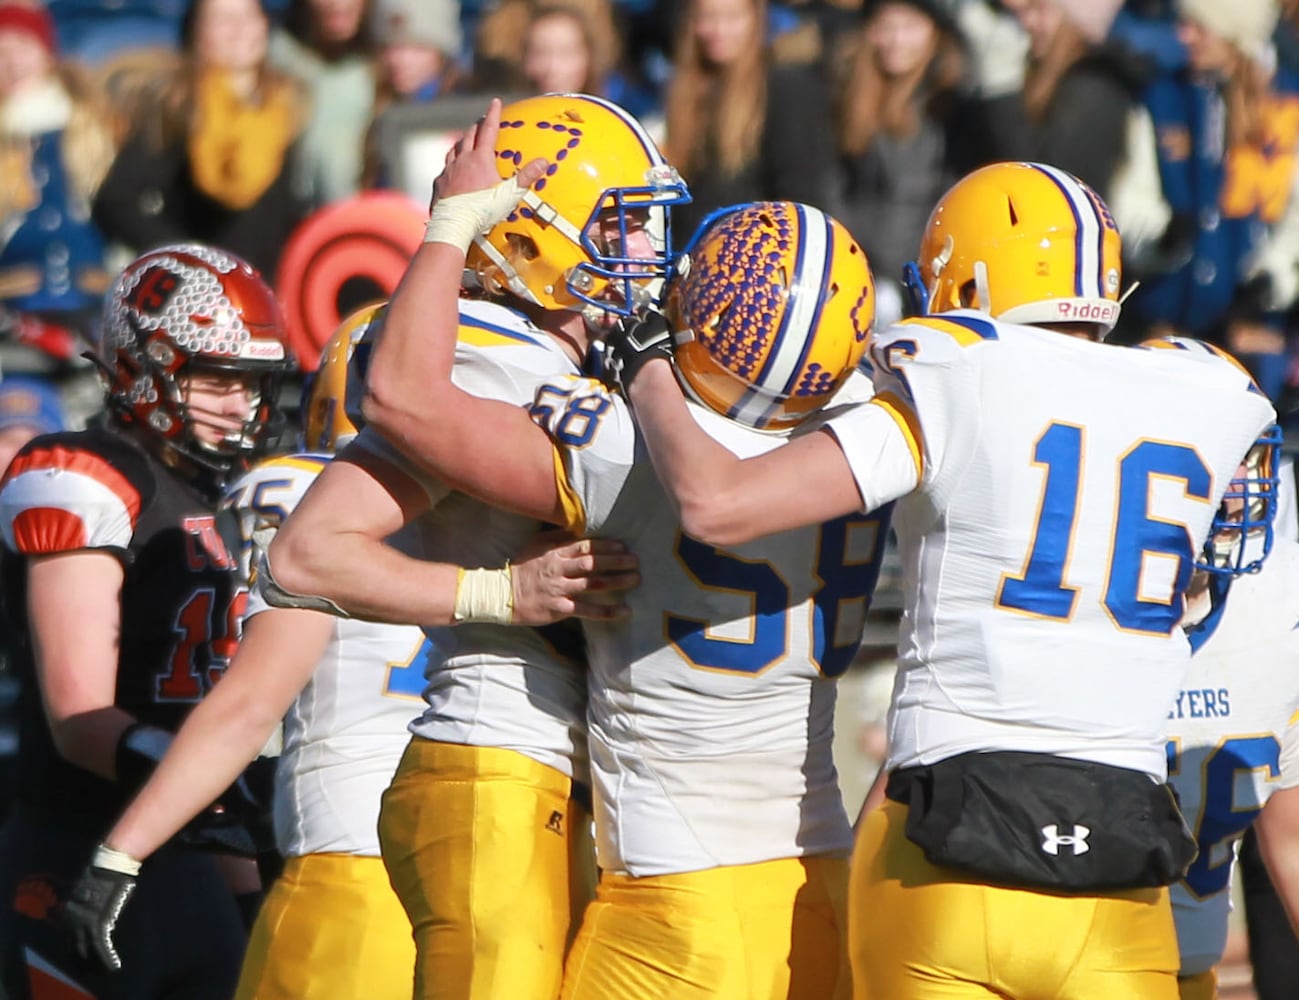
top-left (283, 94), bottom-right (885, 996)
top-left (606, 162), bottom-right (1282, 999)
top-left (1164, 447), bottom-right (1299, 1000)
top-left (57, 307), bottom-right (635, 999)
top-left (265, 94), bottom-right (686, 1000)
top-left (0, 245), bottom-right (293, 999)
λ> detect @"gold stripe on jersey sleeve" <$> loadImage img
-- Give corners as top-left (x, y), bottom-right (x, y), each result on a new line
top-left (551, 445), bottom-right (587, 534)
top-left (457, 325), bottom-right (541, 350)
top-left (870, 391), bottom-right (924, 480)
top-left (1289, 708), bottom-right (1299, 729)
top-left (267, 456), bottom-right (330, 474)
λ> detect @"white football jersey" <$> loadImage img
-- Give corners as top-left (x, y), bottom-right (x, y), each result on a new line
top-left (535, 371), bottom-right (885, 877)
top-left (353, 298), bottom-right (589, 781)
top-left (228, 453), bottom-right (429, 858)
top-left (827, 312), bottom-right (1278, 779)
top-left (1167, 539), bottom-right (1299, 975)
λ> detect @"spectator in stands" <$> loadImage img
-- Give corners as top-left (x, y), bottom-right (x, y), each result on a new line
top-left (467, 0), bottom-right (650, 111)
top-left (0, 0), bottom-right (116, 330)
top-left (831, 0), bottom-right (981, 326)
top-left (362, 0), bottom-right (462, 187)
top-left (373, 0), bottom-right (462, 102)
top-left (521, 3), bottom-right (615, 96)
top-left (0, 373), bottom-right (63, 473)
top-left (974, 0), bottom-right (1150, 202)
top-left (664, 0), bottom-right (839, 237)
top-left (1128, 0), bottom-right (1299, 401)
top-left (271, 0), bottom-right (377, 204)
top-left (93, 0), bottom-right (310, 279)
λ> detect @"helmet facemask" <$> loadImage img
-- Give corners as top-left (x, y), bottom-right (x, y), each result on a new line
top-left (466, 94), bottom-right (691, 324)
top-left (1196, 424), bottom-right (1284, 578)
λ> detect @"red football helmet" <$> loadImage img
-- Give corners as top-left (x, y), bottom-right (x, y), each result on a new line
top-left (98, 244), bottom-right (295, 478)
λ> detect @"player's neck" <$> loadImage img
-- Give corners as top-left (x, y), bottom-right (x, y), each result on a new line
top-left (534, 307), bottom-right (593, 366)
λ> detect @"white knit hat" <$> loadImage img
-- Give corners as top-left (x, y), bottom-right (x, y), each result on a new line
top-left (1178, 0), bottom-right (1279, 62)
top-left (372, 0), bottom-right (463, 58)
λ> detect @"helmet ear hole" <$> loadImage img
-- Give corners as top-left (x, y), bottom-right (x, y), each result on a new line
top-left (507, 234), bottom-right (541, 262)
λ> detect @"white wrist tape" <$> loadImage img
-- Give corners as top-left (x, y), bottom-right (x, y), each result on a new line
top-left (424, 176), bottom-right (533, 252)
top-left (93, 843), bottom-right (143, 877)
top-left (453, 567), bottom-right (514, 625)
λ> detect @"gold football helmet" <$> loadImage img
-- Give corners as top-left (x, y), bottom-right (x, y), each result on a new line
top-left (467, 93), bottom-right (690, 319)
top-left (913, 162), bottom-right (1123, 334)
top-left (666, 201), bottom-right (875, 431)
top-left (301, 303), bottom-right (385, 453)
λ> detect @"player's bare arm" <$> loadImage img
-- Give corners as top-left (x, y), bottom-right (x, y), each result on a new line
top-left (624, 358), bottom-right (866, 546)
top-left (104, 607), bottom-right (332, 862)
top-left (1253, 783), bottom-right (1299, 935)
top-left (269, 445), bottom-right (637, 624)
top-left (361, 98), bottom-right (564, 522)
top-left (27, 551), bottom-right (136, 780)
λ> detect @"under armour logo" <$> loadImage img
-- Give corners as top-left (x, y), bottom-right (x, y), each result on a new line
top-left (545, 811), bottom-right (564, 835)
top-left (1040, 824), bottom-right (1090, 856)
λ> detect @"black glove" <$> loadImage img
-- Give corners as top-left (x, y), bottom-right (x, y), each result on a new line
top-left (63, 846), bottom-right (140, 972)
top-left (603, 309), bottom-right (675, 392)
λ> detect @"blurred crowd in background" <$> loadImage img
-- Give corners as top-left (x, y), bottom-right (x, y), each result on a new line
top-left (2, 0), bottom-right (1299, 424)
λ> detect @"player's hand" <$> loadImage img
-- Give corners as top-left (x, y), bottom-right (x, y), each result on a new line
top-left (511, 531), bottom-right (640, 624)
top-left (603, 309), bottom-right (675, 392)
top-left (431, 98), bottom-right (547, 210)
top-left (63, 846), bottom-right (140, 972)
top-left (423, 99), bottom-right (549, 252)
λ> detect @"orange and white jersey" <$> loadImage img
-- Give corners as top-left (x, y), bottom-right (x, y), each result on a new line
top-left (353, 297), bottom-right (589, 781)
top-left (229, 453), bottom-right (428, 858)
top-left (1166, 539), bottom-right (1299, 976)
top-left (535, 370), bottom-right (886, 877)
top-left (826, 311), bottom-right (1277, 779)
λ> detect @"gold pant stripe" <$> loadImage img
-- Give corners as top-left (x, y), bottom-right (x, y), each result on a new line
top-left (379, 739), bottom-right (593, 1000)
top-left (849, 799), bottom-right (1181, 999)
top-left (560, 855), bottom-right (851, 1000)
top-left (234, 853), bottom-right (414, 1000)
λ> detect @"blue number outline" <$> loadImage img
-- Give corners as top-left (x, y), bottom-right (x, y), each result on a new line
top-left (384, 636), bottom-right (433, 700)
top-left (1167, 734), bottom-right (1282, 899)
top-left (996, 422), bottom-right (1213, 635)
top-left (996, 422), bottom-right (1084, 621)
top-left (666, 511), bottom-right (888, 678)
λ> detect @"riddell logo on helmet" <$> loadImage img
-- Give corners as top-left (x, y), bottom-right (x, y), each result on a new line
top-left (240, 340), bottom-right (287, 360)
top-left (1056, 301), bottom-right (1119, 323)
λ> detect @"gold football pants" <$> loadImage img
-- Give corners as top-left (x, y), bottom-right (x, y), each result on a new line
top-left (378, 738), bottom-right (594, 1000)
top-left (850, 799), bottom-right (1181, 999)
top-left (561, 855), bottom-right (850, 1000)
top-left (234, 853), bottom-right (414, 1000)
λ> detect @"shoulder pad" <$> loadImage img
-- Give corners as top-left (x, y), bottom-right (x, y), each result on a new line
top-left (1135, 336), bottom-right (1268, 395)
top-left (224, 452), bottom-right (329, 522)
top-left (893, 311), bottom-right (1001, 348)
top-left (0, 429), bottom-right (156, 554)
